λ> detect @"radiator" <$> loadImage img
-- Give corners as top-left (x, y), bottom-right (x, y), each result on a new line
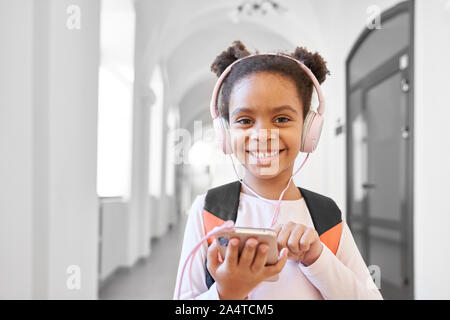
top-left (99, 198), bottom-right (128, 281)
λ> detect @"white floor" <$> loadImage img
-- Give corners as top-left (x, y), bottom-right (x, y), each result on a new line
top-left (99, 215), bottom-right (187, 300)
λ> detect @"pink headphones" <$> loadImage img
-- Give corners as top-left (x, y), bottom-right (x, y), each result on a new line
top-left (209, 52), bottom-right (325, 154)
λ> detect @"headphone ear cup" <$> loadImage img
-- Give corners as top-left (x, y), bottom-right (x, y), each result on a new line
top-left (301, 110), bottom-right (324, 153)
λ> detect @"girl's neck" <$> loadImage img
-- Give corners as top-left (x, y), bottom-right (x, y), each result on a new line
top-left (241, 167), bottom-right (302, 201)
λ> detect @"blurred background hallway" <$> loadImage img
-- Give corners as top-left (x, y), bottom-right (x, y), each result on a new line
top-left (99, 215), bottom-right (187, 299)
top-left (1, 0), bottom-right (450, 300)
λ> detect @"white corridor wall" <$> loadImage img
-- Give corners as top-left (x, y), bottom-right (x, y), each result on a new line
top-left (0, 0), bottom-right (100, 299)
top-left (414, 0), bottom-right (450, 299)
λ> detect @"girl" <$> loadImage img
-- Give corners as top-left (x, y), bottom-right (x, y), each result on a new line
top-left (173, 40), bottom-right (383, 300)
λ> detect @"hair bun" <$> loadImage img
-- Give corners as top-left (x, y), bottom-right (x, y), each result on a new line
top-left (291, 46), bottom-right (330, 84)
top-left (211, 40), bottom-right (251, 77)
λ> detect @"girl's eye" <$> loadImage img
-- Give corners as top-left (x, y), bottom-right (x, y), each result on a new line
top-left (275, 117), bottom-right (290, 123)
top-left (236, 118), bottom-right (252, 125)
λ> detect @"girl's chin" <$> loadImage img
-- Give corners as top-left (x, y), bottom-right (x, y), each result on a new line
top-left (250, 169), bottom-right (281, 179)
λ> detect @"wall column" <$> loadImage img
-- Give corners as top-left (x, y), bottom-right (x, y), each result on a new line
top-left (0, 0), bottom-right (100, 299)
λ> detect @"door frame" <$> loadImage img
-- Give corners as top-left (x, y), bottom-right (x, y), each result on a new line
top-left (345, 0), bottom-right (415, 299)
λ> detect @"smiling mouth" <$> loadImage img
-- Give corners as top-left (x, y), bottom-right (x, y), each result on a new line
top-left (245, 149), bottom-right (286, 164)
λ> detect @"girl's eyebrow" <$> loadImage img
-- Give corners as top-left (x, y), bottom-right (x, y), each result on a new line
top-left (231, 105), bottom-right (298, 119)
top-left (272, 105), bottom-right (299, 115)
top-left (230, 106), bottom-right (256, 119)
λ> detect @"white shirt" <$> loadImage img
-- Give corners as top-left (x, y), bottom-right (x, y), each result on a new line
top-left (173, 191), bottom-right (383, 300)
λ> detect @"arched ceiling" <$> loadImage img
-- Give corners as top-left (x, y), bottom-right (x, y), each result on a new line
top-left (166, 20), bottom-right (294, 106)
top-left (133, 0), bottom-right (348, 131)
top-left (135, 0), bottom-right (325, 87)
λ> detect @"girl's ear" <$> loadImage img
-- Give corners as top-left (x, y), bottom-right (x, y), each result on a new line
top-left (291, 46), bottom-right (330, 84)
top-left (211, 40), bottom-right (251, 77)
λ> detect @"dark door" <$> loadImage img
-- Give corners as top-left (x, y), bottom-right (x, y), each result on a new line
top-left (346, 1), bottom-right (414, 299)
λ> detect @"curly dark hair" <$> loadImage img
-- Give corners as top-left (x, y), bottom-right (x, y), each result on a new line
top-left (210, 40), bottom-right (330, 123)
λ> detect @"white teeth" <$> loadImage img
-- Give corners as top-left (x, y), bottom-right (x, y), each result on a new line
top-left (250, 150), bottom-right (279, 158)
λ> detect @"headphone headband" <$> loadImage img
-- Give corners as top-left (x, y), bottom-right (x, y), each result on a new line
top-left (209, 52), bottom-right (325, 120)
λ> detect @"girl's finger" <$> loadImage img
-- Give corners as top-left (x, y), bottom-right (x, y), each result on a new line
top-left (299, 228), bottom-right (317, 253)
top-left (264, 247), bottom-right (288, 278)
top-left (239, 238), bottom-right (258, 268)
top-left (206, 240), bottom-right (221, 273)
top-left (273, 224), bottom-right (282, 236)
top-left (276, 223), bottom-right (293, 252)
top-left (251, 244), bottom-right (269, 272)
top-left (224, 237), bottom-right (239, 270)
top-left (287, 224), bottom-right (305, 254)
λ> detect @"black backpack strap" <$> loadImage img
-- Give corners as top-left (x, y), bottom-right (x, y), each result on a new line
top-left (204, 180), bottom-right (242, 222)
top-left (298, 187), bottom-right (343, 254)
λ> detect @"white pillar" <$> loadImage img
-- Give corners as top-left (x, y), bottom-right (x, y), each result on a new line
top-left (127, 84), bottom-right (153, 265)
top-left (0, 0), bottom-right (100, 299)
top-left (0, 0), bottom-right (34, 299)
top-left (156, 65), bottom-right (174, 237)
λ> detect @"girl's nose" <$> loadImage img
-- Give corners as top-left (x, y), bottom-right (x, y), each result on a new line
top-left (250, 128), bottom-right (279, 140)
top-left (249, 129), bottom-right (280, 149)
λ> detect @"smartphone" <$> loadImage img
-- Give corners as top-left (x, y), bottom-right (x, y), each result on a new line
top-left (214, 226), bottom-right (279, 282)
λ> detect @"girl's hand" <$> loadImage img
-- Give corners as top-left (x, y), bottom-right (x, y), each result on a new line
top-left (206, 237), bottom-right (288, 300)
top-left (274, 222), bottom-right (323, 267)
